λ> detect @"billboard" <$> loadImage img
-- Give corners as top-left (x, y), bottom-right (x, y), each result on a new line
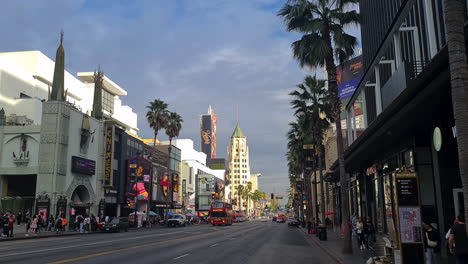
top-left (153, 166), bottom-right (174, 204)
top-left (336, 56), bottom-right (364, 120)
top-left (211, 115), bottom-right (217, 159)
top-left (126, 157), bottom-right (152, 209)
top-left (172, 173), bottom-right (179, 203)
top-left (201, 115), bottom-right (212, 160)
top-left (215, 178), bottom-right (225, 201)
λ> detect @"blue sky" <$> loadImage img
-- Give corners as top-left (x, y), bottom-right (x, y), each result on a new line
top-left (0, 0), bottom-right (360, 200)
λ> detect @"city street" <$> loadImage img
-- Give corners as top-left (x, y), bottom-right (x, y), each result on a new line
top-left (0, 220), bottom-right (335, 264)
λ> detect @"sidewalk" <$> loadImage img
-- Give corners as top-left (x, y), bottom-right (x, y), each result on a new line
top-left (298, 226), bottom-right (372, 264)
top-left (0, 222), bottom-right (168, 242)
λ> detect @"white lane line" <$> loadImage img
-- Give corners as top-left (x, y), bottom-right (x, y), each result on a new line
top-left (173, 254), bottom-right (189, 260)
top-left (210, 243), bottom-right (219, 247)
top-left (0, 231), bottom-right (185, 258)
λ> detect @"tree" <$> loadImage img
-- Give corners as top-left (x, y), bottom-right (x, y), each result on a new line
top-left (235, 185), bottom-right (244, 213)
top-left (444, 0), bottom-right (468, 234)
top-left (165, 112), bottom-right (183, 149)
top-left (242, 182), bottom-right (253, 216)
top-left (279, 0), bottom-right (360, 254)
top-left (290, 75), bottom-right (332, 224)
top-left (146, 99), bottom-right (169, 147)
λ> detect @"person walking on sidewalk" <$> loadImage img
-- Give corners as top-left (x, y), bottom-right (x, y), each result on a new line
top-left (55, 216), bottom-right (63, 235)
top-left (3, 213), bottom-right (10, 237)
top-left (423, 220), bottom-right (441, 264)
top-left (77, 214), bottom-right (84, 233)
top-left (30, 216), bottom-right (38, 235)
top-left (364, 216), bottom-right (376, 250)
top-left (7, 214), bottom-right (15, 237)
top-left (449, 215), bottom-right (468, 264)
top-left (356, 217), bottom-right (365, 250)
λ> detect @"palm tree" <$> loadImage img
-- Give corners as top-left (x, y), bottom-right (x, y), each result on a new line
top-left (290, 75), bottom-right (332, 225)
top-left (235, 185), bottom-right (244, 213)
top-left (146, 99), bottom-right (169, 147)
top-left (165, 112), bottom-right (183, 149)
top-left (242, 182), bottom-right (253, 216)
top-left (279, 0), bottom-right (360, 253)
top-left (444, 0), bottom-right (468, 234)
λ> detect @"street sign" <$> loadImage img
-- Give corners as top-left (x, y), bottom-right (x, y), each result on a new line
top-left (303, 144), bottom-right (314, 149)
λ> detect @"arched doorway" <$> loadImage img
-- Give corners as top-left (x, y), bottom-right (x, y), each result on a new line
top-left (70, 185), bottom-right (91, 216)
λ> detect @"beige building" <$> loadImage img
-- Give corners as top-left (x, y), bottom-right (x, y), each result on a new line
top-left (227, 125), bottom-right (250, 212)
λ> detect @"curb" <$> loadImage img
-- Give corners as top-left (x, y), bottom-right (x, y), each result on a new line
top-left (298, 227), bottom-right (345, 264)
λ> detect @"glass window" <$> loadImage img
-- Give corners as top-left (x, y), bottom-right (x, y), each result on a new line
top-left (102, 89), bottom-right (115, 114)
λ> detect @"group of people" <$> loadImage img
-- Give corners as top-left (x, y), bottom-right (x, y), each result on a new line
top-left (354, 216), bottom-right (376, 250)
top-left (26, 213), bottom-right (67, 235)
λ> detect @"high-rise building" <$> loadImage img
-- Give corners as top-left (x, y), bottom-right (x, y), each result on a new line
top-left (200, 106), bottom-right (217, 161)
top-left (227, 124), bottom-right (250, 211)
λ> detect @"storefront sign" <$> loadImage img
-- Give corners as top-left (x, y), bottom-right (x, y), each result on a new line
top-left (71, 156), bottom-right (96, 175)
top-left (104, 125), bottom-right (114, 186)
top-left (396, 176), bottom-right (418, 206)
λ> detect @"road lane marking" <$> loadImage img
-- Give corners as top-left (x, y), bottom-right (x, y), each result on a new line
top-left (0, 231), bottom-right (185, 258)
top-left (210, 243), bottom-right (219, 247)
top-left (173, 254), bottom-right (189, 260)
top-left (47, 230), bottom-right (220, 264)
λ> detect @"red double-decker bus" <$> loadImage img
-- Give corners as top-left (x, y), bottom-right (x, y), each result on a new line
top-left (209, 202), bottom-right (233, 226)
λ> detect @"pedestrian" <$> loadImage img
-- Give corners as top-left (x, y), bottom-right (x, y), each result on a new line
top-left (77, 214), bottom-right (84, 233)
top-left (105, 215), bottom-right (109, 223)
top-left (364, 216), bottom-right (376, 250)
top-left (0, 213), bottom-right (4, 237)
top-left (17, 212), bottom-right (22, 225)
top-left (55, 216), bottom-right (63, 235)
top-left (7, 214), bottom-right (15, 237)
top-left (48, 215), bottom-right (55, 232)
top-left (422, 220), bottom-right (441, 264)
top-left (91, 214), bottom-right (96, 232)
top-left (37, 213), bottom-right (44, 234)
top-left (356, 217), bottom-right (365, 250)
top-left (142, 211), bottom-right (147, 228)
top-left (61, 216), bottom-right (68, 232)
top-left (449, 214), bottom-right (468, 263)
top-left (84, 215), bottom-right (90, 233)
top-left (3, 213), bottom-right (9, 237)
top-left (307, 220), bottom-right (312, 234)
top-left (30, 216), bottom-right (38, 235)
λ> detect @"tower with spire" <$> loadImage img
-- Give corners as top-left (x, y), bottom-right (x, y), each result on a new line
top-left (50, 31), bottom-right (65, 101)
top-left (227, 124), bottom-right (250, 211)
top-left (92, 68), bottom-right (104, 120)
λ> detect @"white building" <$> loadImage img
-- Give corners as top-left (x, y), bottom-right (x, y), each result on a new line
top-left (0, 50), bottom-right (138, 217)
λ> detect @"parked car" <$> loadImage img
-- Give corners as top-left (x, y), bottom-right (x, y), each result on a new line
top-left (103, 217), bottom-right (129, 232)
top-left (287, 218), bottom-right (300, 227)
top-left (167, 214), bottom-right (187, 227)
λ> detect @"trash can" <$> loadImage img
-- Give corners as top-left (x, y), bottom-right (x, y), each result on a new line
top-left (318, 226), bottom-right (327, 241)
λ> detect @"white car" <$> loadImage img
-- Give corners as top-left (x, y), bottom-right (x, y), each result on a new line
top-left (167, 214), bottom-right (187, 227)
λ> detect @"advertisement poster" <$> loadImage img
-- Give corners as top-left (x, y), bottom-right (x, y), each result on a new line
top-left (38, 208), bottom-right (48, 221)
top-left (127, 157), bottom-right (152, 209)
top-left (152, 167), bottom-right (158, 201)
top-left (399, 207), bottom-right (422, 243)
top-left (201, 115), bottom-right (213, 159)
top-left (155, 170), bottom-right (173, 204)
top-left (336, 55), bottom-right (364, 120)
top-left (211, 115), bottom-right (217, 159)
top-left (215, 179), bottom-right (225, 200)
top-left (172, 173), bottom-right (179, 203)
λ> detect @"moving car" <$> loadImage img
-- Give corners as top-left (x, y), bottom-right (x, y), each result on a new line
top-left (287, 218), bottom-right (300, 227)
top-left (167, 214), bottom-right (187, 227)
top-left (276, 217), bottom-right (286, 223)
top-left (103, 217), bottom-right (129, 232)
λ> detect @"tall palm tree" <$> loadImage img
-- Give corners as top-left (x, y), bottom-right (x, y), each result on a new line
top-left (242, 182), bottom-right (253, 216)
top-left (290, 75), bottom-right (332, 225)
top-left (444, 0), bottom-right (468, 234)
top-left (279, 0), bottom-right (360, 253)
top-left (165, 112), bottom-right (183, 149)
top-left (146, 99), bottom-right (169, 147)
top-left (235, 185), bottom-right (244, 213)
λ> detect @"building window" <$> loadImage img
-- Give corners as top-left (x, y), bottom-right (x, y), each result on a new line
top-left (102, 89), bottom-right (115, 114)
top-left (205, 184), bottom-right (210, 191)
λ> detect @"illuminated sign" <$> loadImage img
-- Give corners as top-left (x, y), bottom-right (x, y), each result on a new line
top-left (211, 115), bottom-right (217, 158)
top-left (71, 156), bottom-right (96, 175)
top-left (104, 125), bottom-right (114, 186)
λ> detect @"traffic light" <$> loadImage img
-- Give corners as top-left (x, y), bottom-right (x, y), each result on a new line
top-left (271, 193), bottom-right (274, 199)
top-left (211, 192), bottom-right (216, 199)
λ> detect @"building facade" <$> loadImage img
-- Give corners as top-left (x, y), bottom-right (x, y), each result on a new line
top-left (327, 0), bottom-right (465, 262)
top-left (228, 125), bottom-right (251, 211)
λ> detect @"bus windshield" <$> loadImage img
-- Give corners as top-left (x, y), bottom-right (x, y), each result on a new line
top-left (210, 212), bottom-right (227, 217)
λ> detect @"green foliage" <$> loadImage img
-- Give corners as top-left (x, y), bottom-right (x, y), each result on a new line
top-left (146, 99), bottom-right (169, 146)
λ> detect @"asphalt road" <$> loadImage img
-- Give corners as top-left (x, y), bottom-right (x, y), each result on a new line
top-left (0, 220), bottom-right (336, 264)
